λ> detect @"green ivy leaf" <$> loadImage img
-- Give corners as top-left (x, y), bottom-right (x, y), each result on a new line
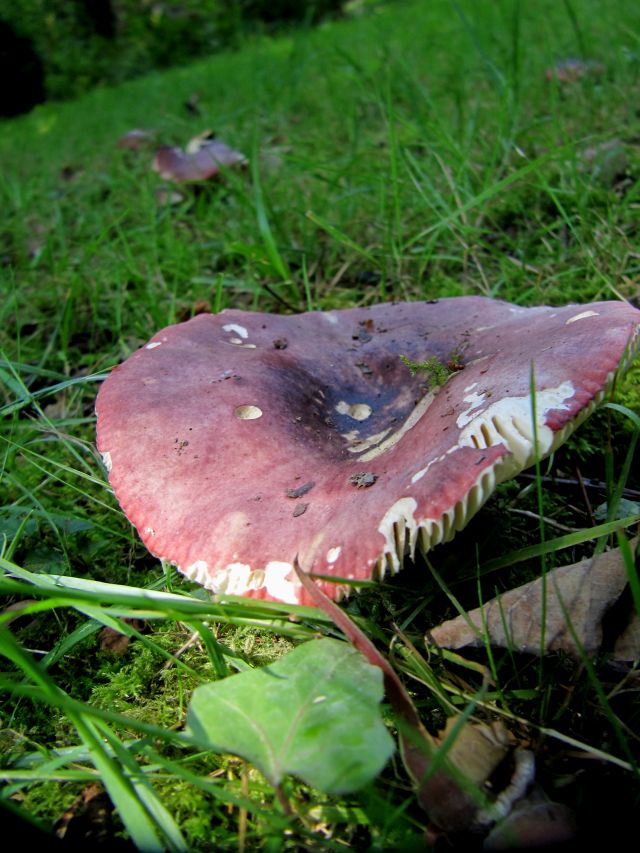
top-left (187, 637), bottom-right (394, 794)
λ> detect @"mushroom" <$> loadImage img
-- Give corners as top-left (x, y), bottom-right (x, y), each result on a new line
top-left (95, 298), bottom-right (640, 605)
top-left (152, 135), bottom-right (247, 183)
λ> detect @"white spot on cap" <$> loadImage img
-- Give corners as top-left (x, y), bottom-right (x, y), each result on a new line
top-left (235, 405), bottom-right (263, 420)
top-left (146, 341), bottom-right (162, 350)
top-left (326, 546), bottom-right (342, 564)
top-left (345, 429), bottom-right (392, 454)
top-left (464, 382), bottom-right (478, 393)
top-left (143, 526), bottom-right (156, 537)
top-left (101, 452), bottom-right (112, 472)
top-left (566, 310), bottom-right (599, 324)
top-left (336, 401), bottom-right (372, 421)
top-left (223, 323), bottom-right (248, 339)
top-left (411, 446), bottom-right (459, 484)
top-left (457, 390), bottom-right (488, 428)
top-left (323, 313), bottom-right (339, 325)
top-left (264, 561), bottom-right (299, 604)
top-left (359, 391), bottom-right (435, 462)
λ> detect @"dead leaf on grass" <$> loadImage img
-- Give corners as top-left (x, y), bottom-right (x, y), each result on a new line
top-left (580, 139), bottom-right (627, 187)
top-left (429, 542), bottom-right (639, 658)
top-left (117, 128), bottom-right (157, 150)
top-left (613, 610), bottom-right (640, 661)
top-left (54, 783), bottom-right (113, 843)
top-left (99, 619), bottom-right (147, 654)
top-left (0, 599), bottom-right (40, 627)
top-left (545, 58), bottom-right (605, 83)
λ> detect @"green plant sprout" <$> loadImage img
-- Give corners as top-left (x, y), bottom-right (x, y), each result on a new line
top-left (399, 350), bottom-right (464, 387)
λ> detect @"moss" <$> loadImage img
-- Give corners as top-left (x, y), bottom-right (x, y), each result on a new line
top-left (615, 358), bottom-right (640, 428)
top-left (399, 354), bottom-right (454, 388)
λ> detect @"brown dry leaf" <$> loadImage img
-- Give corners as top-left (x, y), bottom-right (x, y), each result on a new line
top-left (99, 619), bottom-right (146, 654)
top-left (118, 128), bottom-right (156, 150)
top-left (425, 718), bottom-right (536, 833)
top-left (430, 544), bottom-right (637, 658)
top-left (438, 717), bottom-right (513, 787)
top-left (0, 599), bottom-right (40, 626)
top-left (545, 58), bottom-right (605, 83)
top-left (43, 396), bottom-right (67, 419)
top-left (54, 783), bottom-right (113, 842)
top-left (613, 610), bottom-right (640, 661)
top-left (580, 139), bottom-right (627, 187)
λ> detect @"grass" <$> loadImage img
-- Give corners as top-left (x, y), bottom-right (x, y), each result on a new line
top-left (1, 0), bottom-right (640, 847)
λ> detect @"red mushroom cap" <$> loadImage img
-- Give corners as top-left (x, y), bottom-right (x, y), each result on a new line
top-left (95, 298), bottom-right (640, 605)
top-left (152, 138), bottom-right (247, 183)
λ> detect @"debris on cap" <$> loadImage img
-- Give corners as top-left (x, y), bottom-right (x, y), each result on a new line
top-left (95, 297), bottom-right (640, 605)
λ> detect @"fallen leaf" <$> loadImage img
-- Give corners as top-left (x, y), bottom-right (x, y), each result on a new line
top-left (580, 139), bottom-right (627, 187)
top-left (0, 600), bottom-right (40, 626)
top-left (437, 717), bottom-right (513, 788)
top-left (99, 619), bottom-right (147, 654)
top-left (595, 497), bottom-right (640, 521)
top-left (429, 544), bottom-right (637, 657)
top-left (54, 783), bottom-right (114, 843)
top-left (613, 610), bottom-right (640, 661)
top-left (117, 128), bottom-right (156, 150)
top-left (545, 58), bottom-right (605, 83)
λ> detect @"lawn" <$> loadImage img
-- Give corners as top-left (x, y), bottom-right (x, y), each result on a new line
top-left (1, 0), bottom-right (640, 848)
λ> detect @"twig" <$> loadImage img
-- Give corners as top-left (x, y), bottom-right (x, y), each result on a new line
top-left (517, 473), bottom-right (640, 499)
top-left (507, 508), bottom-right (578, 533)
top-left (161, 627), bottom-right (201, 670)
top-left (575, 466), bottom-right (595, 526)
